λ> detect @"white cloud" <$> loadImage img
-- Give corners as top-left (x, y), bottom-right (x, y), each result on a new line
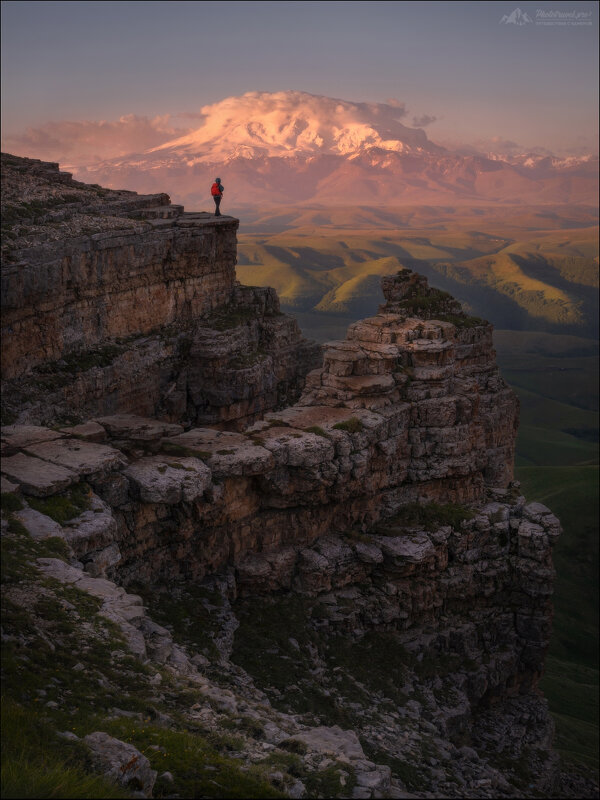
top-left (1, 114), bottom-right (194, 165)
top-left (150, 90), bottom-right (428, 159)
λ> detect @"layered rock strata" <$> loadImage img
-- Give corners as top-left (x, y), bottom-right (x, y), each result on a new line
top-left (2, 430), bottom-right (562, 796)
top-left (1, 153), bottom-right (320, 428)
top-left (1, 269), bottom-right (567, 794)
top-left (1, 269), bottom-right (518, 584)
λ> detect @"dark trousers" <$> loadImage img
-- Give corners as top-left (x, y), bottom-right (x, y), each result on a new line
top-left (213, 195), bottom-right (222, 216)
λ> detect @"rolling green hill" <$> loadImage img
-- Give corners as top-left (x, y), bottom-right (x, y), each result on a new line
top-left (494, 331), bottom-right (598, 773)
top-left (237, 205), bottom-right (598, 338)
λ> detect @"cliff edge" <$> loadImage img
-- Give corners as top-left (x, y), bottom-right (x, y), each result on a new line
top-left (2, 155), bottom-right (593, 799)
top-left (1, 153), bottom-right (321, 429)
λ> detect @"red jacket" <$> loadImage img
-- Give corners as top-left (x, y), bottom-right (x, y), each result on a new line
top-left (211, 182), bottom-right (223, 196)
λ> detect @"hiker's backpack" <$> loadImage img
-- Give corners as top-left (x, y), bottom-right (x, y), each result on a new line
top-left (211, 182), bottom-right (221, 196)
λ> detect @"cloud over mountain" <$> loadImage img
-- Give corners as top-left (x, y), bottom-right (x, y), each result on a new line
top-left (1, 114), bottom-right (193, 165)
top-left (4, 90), bottom-right (597, 207)
top-left (149, 91), bottom-right (433, 160)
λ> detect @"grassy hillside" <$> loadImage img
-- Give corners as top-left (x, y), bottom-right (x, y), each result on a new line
top-left (495, 331), bottom-right (599, 775)
top-left (517, 466), bottom-right (599, 772)
top-left (236, 205), bottom-right (598, 338)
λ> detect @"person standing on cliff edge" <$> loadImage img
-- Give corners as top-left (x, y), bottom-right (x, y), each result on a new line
top-left (211, 177), bottom-right (224, 216)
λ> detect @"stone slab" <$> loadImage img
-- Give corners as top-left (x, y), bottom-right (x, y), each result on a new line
top-left (59, 421), bottom-right (107, 442)
top-left (1, 425), bottom-right (64, 453)
top-left (123, 456), bottom-right (211, 504)
top-left (163, 429), bottom-right (274, 477)
top-left (62, 495), bottom-right (118, 554)
top-left (374, 532), bottom-right (435, 564)
top-left (23, 439), bottom-right (127, 477)
top-left (1, 453), bottom-right (77, 496)
top-left (258, 406), bottom-right (355, 431)
top-left (37, 557), bottom-right (85, 584)
top-left (336, 374), bottom-right (396, 394)
top-left (84, 732), bottom-right (157, 797)
top-left (287, 725), bottom-right (365, 760)
top-left (257, 426), bottom-right (335, 467)
top-left (163, 428), bottom-right (248, 453)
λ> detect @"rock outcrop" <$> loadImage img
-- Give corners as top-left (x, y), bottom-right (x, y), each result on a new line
top-left (1, 155), bottom-right (585, 798)
top-left (1, 267), bottom-right (519, 583)
top-left (1, 153), bottom-right (320, 429)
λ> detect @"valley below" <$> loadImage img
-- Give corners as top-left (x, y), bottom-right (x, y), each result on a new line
top-left (236, 203), bottom-right (599, 782)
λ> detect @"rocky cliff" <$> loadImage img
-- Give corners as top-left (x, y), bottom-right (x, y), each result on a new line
top-left (1, 153), bottom-right (320, 428)
top-left (2, 155), bottom-right (593, 799)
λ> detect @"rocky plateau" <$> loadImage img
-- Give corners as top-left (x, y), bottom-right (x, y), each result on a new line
top-left (1, 153), bottom-right (596, 799)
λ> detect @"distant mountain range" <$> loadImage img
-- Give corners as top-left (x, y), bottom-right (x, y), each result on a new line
top-left (72, 91), bottom-right (597, 207)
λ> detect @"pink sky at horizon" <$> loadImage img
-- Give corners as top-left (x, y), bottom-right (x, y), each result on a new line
top-left (2, 1), bottom-right (598, 166)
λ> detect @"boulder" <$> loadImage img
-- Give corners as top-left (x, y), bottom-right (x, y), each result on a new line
top-left (286, 725), bottom-right (365, 760)
top-left (94, 414), bottom-right (183, 441)
top-left (84, 731), bottom-right (157, 797)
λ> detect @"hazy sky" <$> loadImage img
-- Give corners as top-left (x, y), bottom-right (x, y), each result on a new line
top-left (1, 0), bottom-right (598, 155)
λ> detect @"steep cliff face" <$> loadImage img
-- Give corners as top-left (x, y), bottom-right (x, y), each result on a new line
top-left (1, 155), bottom-right (584, 798)
top-left (2, 269), bottom-right (519, 584)
top-left (1, 153), bottom-right (320, 428)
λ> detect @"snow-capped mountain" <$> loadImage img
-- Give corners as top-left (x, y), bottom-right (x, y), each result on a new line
top-left (148, 91), bottom-right (437, 161)
top-left (72, 91), bottom-right (598, 208)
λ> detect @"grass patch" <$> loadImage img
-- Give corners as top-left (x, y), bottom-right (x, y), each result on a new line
top-left (397, 289), bottom-right (455, 317)
top-left (34, 344), bottom-right (125, 378)
top-left (130, 582), bottom-right (223, 662)
top-left (222, 716), bottom-right (265, 739)
top-left (0, 520), bottom-right (69, 584)
top-left (517, 465), bottom-right (598, 774)
top-left (323, 630), bottom-right (411, 708)
top-left (304, 763), bottom-right (355, 798)
top-left (1, 698), bottom-right (130, 799)
top-left (303, 426), bottom-right (330, 438)
top-left (1, 493), bottom-right (24, 513)
top-left (438, 313), bottom-right (485, 328)
top-left (332, 417), bottom-right (363, 434)
top-left (541, 656), bottom-right (598, 771)
top-left (232, 596), bottom-right (413, 725)
top-left (264, 752), bottom-right (355, 798)
top-left (361, 741), bottom-right (421, 789)
top-left (27, 483), bottom-right (92, 525)
top-left (102, 720), bottom-right (283, 799)
top-left (159, 442), bottom-right (211, 460)
top-left (232, 595), bottom-right (358, 726)
top-left (201, 306), bottom-right (262, 332)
